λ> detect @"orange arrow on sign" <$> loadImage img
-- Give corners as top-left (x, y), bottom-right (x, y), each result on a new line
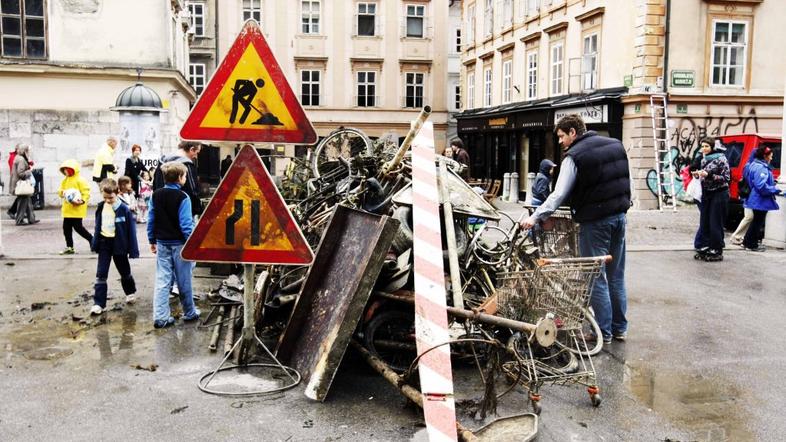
top-left (180, 20), bottom-right (317, 144)
top-left (181, 145), bottom-right (313, 265)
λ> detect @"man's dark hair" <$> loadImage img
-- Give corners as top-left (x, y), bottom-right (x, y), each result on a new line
top-left (178, 141), bottom-right (201, 153)
top-left (450, 139), bottom-right (464, 150)
top-left (554, 114), bottom-right (587, 137)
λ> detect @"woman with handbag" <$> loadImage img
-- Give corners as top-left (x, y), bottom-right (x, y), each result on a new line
top-left (9, 144), bottom-right (38, 226)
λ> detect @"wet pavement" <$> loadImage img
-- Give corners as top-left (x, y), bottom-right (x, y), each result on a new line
top-left (1, 208), bottom-right (784, 441)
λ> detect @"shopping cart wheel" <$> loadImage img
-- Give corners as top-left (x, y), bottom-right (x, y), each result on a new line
top-left (529, 393), bottom-right (542, 415)
top-left (590, 393), bottom-right (602, 407)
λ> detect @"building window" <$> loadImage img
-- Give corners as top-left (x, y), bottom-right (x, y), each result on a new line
top-left (502, 60), bottom-right (512, 104)
top-left (301, 1), bottom-right (320, 34)
top-left (483, 67), bottom-right (492, 107)
top-left (189, 63), bottom-right (206, 95)
top-left (551, 43), bottom-right (563, 95)
top-left (527, 0), bottom-right (539, 16)
top-left (503, 0), bottom-right (513, 28)
top-left (711, 20), bottom-right (747, 87)
top-left (455, 28), bottom-right (462, 53)
top-left (404, 72), bottom-right (424, 108)
top-left (357, 2), bottom-right (376, 36)
top-left (484, 0), bottom-right (493, 38)
top-left (455, 84), bottom-right (461, 110)
top-left (186, 2), bottom-right (205, 37)
top-left (527, 52), bottom-right (538, 100)
top-left (357, 71), bottom-right (377, 107)
top-left (242, 0), bottom-right (261, 22)
top-left (405, 4), bottom-right (425, 38)
top-left (467, 4), bottom-right (476, 45)
top-left (582, 33), bottom-right (598, 90)
top-left (467, 72), bottom-right (475, 109)
top-left (300, 70), bottom-right (320, 106)
top-left (1, 0), bottom-right (46, 58)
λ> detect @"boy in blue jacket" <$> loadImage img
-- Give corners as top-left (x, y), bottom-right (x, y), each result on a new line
top-left (91, 178), bottom-right (139, 315)
top-left (147, 162), bottom-right (199, 328)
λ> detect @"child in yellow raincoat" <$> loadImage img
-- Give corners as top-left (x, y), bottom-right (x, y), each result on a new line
top-left (58, 160), bottom-right (93, 255)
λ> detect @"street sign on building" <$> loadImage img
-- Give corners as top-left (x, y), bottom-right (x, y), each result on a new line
top-left (181, 145), bottom-right (313, 265)
top-left (180, 20), bottom-right (317, 144)
top-left (671, 70), bottom-right (695, 88)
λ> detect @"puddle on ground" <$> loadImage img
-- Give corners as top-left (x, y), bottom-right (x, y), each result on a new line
top-left (624, 362), bottom-right (754, 442)
top-left (204, 366), bottom-right (293, 394)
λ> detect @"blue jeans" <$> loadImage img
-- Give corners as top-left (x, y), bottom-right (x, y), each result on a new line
top-left (578, 213), bottom-right (628, 339)
top-left (154, 243), bottom-right (197, 322)
top-left (93, 236), bottom-right (136, 308)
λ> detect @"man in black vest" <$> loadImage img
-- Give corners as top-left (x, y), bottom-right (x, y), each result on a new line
top-left (521, 114), bottom-right (631, 346)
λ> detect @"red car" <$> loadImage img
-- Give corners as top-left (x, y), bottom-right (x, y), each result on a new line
top-left (720, 133), bottom-right (782, 227)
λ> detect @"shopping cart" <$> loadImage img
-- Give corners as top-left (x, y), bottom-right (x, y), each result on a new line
top-left (526, 207), bottom-right (579, 259)
top-left (496, 255), bottom-right (609, 414)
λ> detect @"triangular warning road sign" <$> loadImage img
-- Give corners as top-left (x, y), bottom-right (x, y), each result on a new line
top-left (180, 21), bottom-right (317, 144)
top-left (181, 145), bottom-right (313, 265)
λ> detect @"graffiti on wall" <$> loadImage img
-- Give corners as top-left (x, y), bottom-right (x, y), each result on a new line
top-left (645, 108), bottom-right (759, 201)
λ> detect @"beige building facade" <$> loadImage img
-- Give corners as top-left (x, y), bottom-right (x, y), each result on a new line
top-left (188, 0), bottom-right (451, 161)
top-left (0, 0), bottom-right (195, 206)
top-left (456, 0), bottom-right (784, 208)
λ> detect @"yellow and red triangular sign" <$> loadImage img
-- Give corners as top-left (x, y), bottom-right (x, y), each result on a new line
top-left (180, 20), bottom-right (317, 144)
top-left (181, 145), bottom-right (313, 265)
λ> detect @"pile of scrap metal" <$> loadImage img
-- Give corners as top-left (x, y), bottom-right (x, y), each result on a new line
top-left (198, 107), bottom-right (604, 440)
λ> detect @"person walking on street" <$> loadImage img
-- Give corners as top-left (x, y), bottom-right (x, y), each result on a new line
top-left (730, 157), bottom-right (755, 246)
top-left (693, 138), bottom-right (730, 261)
top-left (220, 155), bottom-right (232, 178)
top-left (531, 159), bottom-right (556, 206)
top-left (58, 159), bottom-right (92, 254)
top-left (9, 144), bottom-right (38, 225)
top-left (92, 137), bottom-right (118, 183)
top-left (124, 144), bottom-right (148, 195)
top-left (148, 162), bottom-right (200, 329)
top-left (153, 141), bottom-right (203, 218)
top-left (521, 114), bottom-right (631, 346)
top-left (688, 152), bottom-right (707, 251)
top-left (742, 145), bottom-right (781, 252)
top-left (90, 178), bottom-right (139, 315)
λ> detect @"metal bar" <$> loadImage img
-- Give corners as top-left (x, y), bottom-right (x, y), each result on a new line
top-left (350, 340), bottom-right (477, 442)
top-left (440, 158), bottom-right (465, 310)
top-left (208, 305), bottom-right (226, 352)
top-left (380, 106), bottom-right (432, 176)
top-left (224, 305), bottom-right (237, 355)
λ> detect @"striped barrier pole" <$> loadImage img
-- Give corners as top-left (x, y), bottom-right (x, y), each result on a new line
top-left (410, 121), bottom-right (458, 442)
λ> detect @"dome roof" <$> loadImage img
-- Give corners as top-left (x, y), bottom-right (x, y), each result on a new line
top-left (114, 82), bottom-right (163, 110)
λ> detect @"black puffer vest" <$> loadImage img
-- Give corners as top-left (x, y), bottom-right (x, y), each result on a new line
top-left (566, 131), bottom-right (631, 223)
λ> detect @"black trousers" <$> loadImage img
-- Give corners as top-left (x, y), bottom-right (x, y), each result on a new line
top-left (93, 237), bottom-right (136, 308)
top-left (699, 189), bottom-right (728, 253)
top-left (63, 217), bottom-right (93, 248)
top-left (742, 209), bottom-right (767, 249)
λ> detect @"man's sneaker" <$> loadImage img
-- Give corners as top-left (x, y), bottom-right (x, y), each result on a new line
top-left (744, 246), bottom-right (766, 252)
top-left (153, 317), bottom-right (176, 329)
top-left (59, 247), bottom-right (75, 255)
top-left (125, 294), bottom-right (137, 304)
top-left (169, 285), bottom-right (180, 299)
top-left (90, 305), bottom-right (103, 315)
top-left (583, 332), bottom-right (612, 345)
top-left (182, 308), bottom-right (201, 322)
top-left (613, 332), bottom-right (627, 341)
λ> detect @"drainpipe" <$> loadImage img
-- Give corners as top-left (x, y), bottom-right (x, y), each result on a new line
top-left (214, 0), bottom-right (219, 69)
top-left (663, 0), bottom-right (671, 94)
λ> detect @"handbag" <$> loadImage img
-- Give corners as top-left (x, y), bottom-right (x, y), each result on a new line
top-left (686, 177), bottom-right (702, 202)
top-left (15, 179), bottom-right (35, 196)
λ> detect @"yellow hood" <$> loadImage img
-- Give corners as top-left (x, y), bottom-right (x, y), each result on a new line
top-left (59, 159), bottom-right (81, 176)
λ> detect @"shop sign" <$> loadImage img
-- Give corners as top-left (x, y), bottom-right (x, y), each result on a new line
top-left (554, 105), bottom-right (608, 125)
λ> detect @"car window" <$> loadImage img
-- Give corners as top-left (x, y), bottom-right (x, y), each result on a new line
top-left (762, 142), bottom-right (781, 169)
top-left (724, 142), bottom-right (744, 167)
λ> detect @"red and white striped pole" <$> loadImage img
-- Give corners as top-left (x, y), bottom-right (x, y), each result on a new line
top-left (411, 121), bottom-right (458, 442)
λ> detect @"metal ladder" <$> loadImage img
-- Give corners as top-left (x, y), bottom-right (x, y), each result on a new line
top-left (649, 94), bottom-right (677, 211)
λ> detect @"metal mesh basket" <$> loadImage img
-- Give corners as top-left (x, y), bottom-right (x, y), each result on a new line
top-left (497, 257), bottom-right (606, 329)
top-left (531, 213), bottom-right (579, 258)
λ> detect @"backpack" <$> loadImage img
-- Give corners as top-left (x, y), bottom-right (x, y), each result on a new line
top-left (738, 163), bottom-right (752, 199)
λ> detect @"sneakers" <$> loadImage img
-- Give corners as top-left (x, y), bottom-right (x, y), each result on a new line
top-left (125, 294), bottom-right (137, 304)
top-left (583, 332), bottom-right (612, 345)
top-left (154, 317), bottom-right (176, 329)
top-left (744, 246), bottom-right (766, 252)
top-left (90, 305), bottom-right (103, 315)
top-left (59, 247), bottom-right (75, 255)
top-left (613, 332), bottom-right (627, 341)
top-left (182, 308), bottom-right (201, 322)
top-left (169, 285), bottom-right (180, 299)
